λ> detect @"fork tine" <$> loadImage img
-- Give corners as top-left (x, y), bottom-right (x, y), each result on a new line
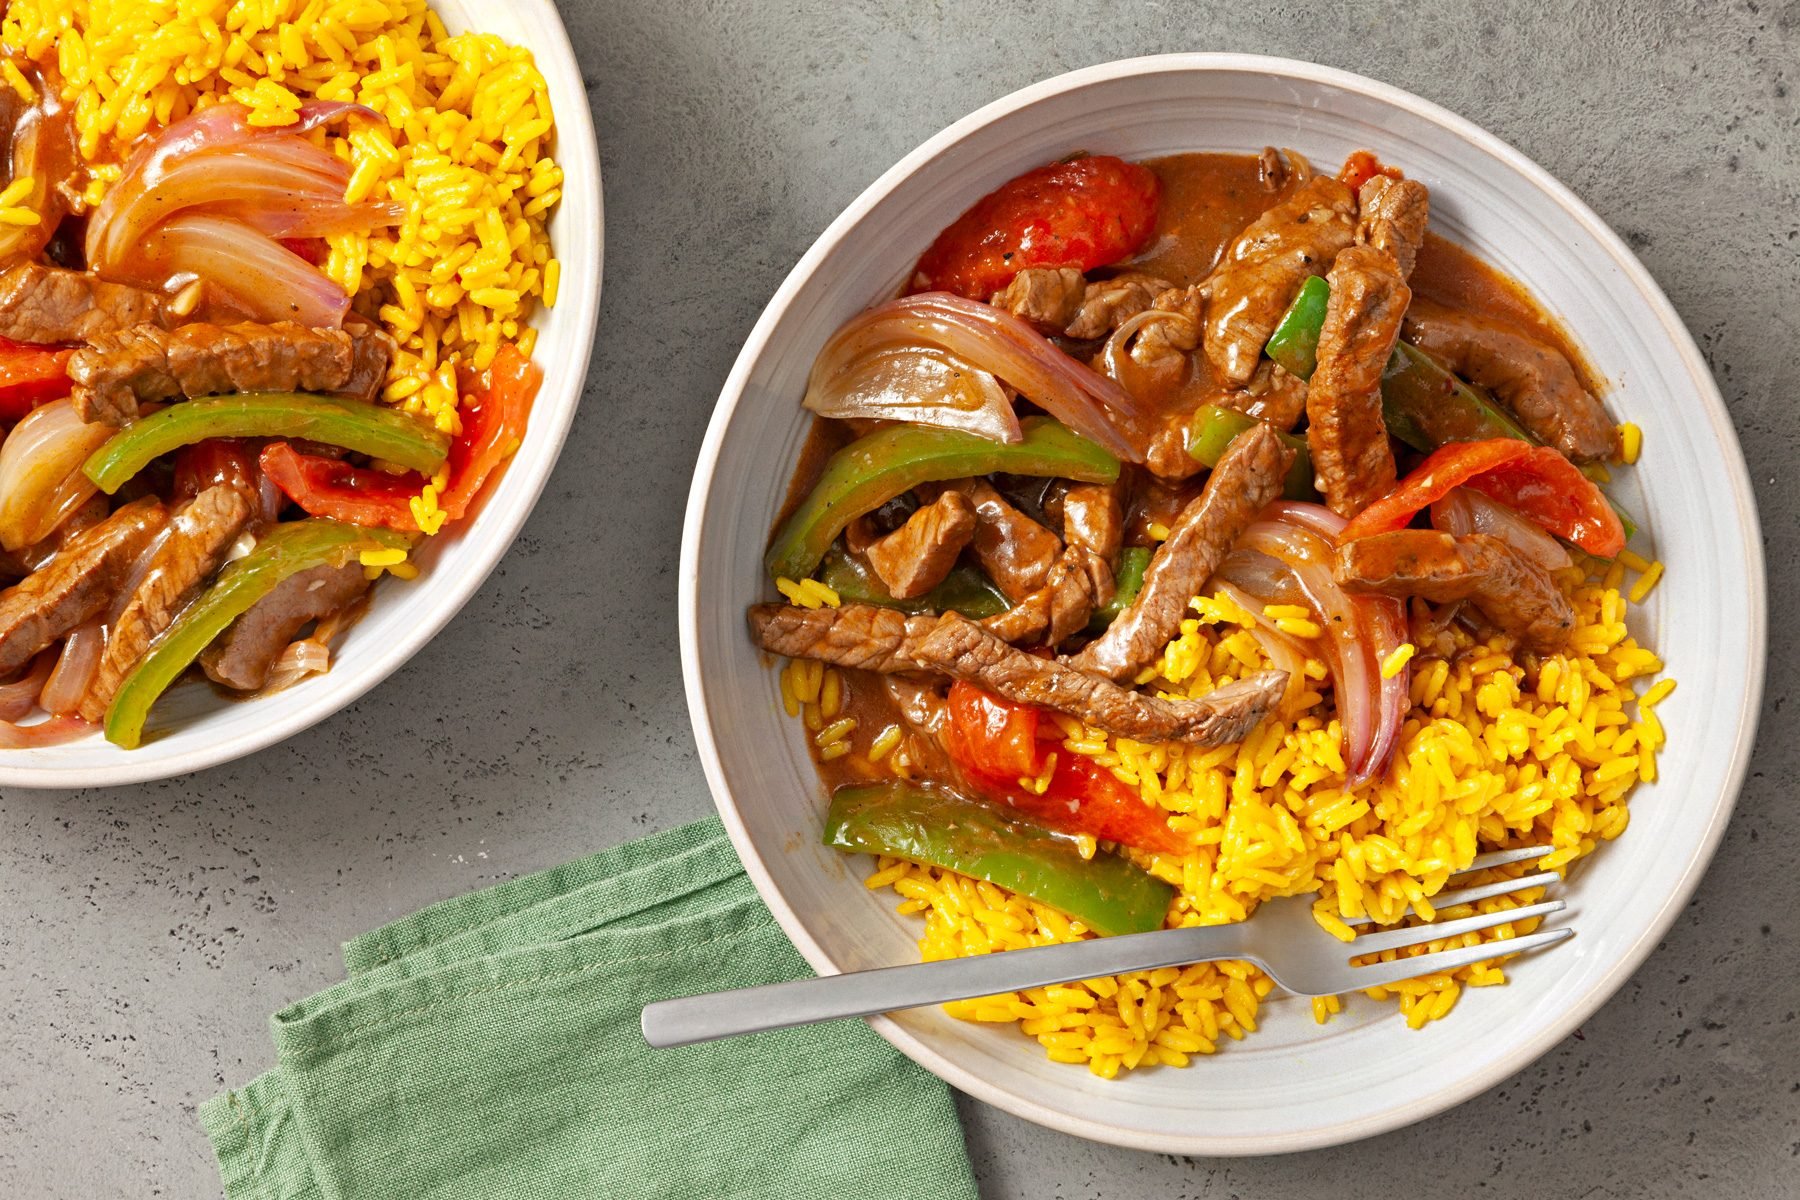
top-left (1343, 870), bottom-right (1560, 927)
top-left (1346, 926), bottom-right (1573, 992)
top-left (1457, 845), bottom-right (1555, 874)
top-left (1348, 899), bottom-right (1565, 957)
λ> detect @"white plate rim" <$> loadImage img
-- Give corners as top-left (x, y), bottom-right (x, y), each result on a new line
top-left (0, 0), bottom-right (603, 788)
top-left (679, 51), bottom-right (1767, 1153)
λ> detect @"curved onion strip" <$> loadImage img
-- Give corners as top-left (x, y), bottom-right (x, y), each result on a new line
top-left (0, 398), bottom-right (113, 552)
top-left (0, 651), bottom-right (54, 721)
top-left (143, 214), bottom-right (350, 328)
top-left (259, 638), bottom-right (331, 696)
top-left (804, 342), bottom-right (1021, 443)
top-left (0, 714), bottom-right (93, 748)
top-left (39, 616), bottom-right (104, 716)
top-left (1239, 503), bottom-right (1407, 784)
top-left (88, 100), bottom-right (386, 268)
top-left (1430, 487), bottom-right (1572, 574)
top-left (1098, 309), bottom-right (1196, 395)
top-left (806, 293), bottom-right (1154, 461)
top-left (1212, 579), bottom-right (1313, 716)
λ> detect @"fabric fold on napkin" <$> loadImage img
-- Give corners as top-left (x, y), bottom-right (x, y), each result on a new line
top-left (202, 817), bottom-right (977, 1200)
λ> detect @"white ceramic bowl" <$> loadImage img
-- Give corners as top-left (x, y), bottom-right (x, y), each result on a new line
top-left (682, 54), bottom-right (1765, 1153)
top-left (0, 0), bottom-right (601, 788)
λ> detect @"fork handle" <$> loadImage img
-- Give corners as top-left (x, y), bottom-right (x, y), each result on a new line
top-left (640, 923), bottom-right (1251, 1049)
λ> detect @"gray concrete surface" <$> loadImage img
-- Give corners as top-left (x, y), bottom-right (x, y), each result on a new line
top-left (1, 0), bottom-right (1795, 1196)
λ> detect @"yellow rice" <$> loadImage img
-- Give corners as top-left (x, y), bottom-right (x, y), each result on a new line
top-left (2, 0), bottom-right (561, 531)
top-left (794, 553), bottom-right (1671, 1076)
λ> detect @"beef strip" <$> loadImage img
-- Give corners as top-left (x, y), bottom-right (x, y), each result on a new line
top-left (989, 267), bottom-right (1087, 331)
top-left (77, 484), bottom-right (253, 721)
top-left (200, 561), bottom-right (370, 691)
top-left (749, 602), bottom-right (1285, 746)
top-left (1355, 176), bottom-right (1430, 279)
top-left (921, 479), bottom-right (1061, 602)
top-left (863, 489), bottom-right (977, 600)
top-left (980, 545), bottom-right (1095, 648)
top-left (0, 262), bottom-right (169, 345)
top-left (1064, 272), bottom-right (1173, 340)
top-left (1202, 176), bottom-right (1357, 386)
top-left (1335, 529), bottom-right (1575, 651)
top-left (1306, 245), bottom-right (1406, 517)
top-left (1068, 422), bottom-right (1294, 683)
top-left (340, 314), bottom-right (398, 402)
top-left (69, 321), bottom-right (366, 425)
top-left (0, 497), bottom-right (166, 678)
top-left (1061, 479), bottom-right (1125, 605)
top-left (1401, 299), bottom-right (1617, 462)
top-left (1238, 360), bottom-right (1310, 431)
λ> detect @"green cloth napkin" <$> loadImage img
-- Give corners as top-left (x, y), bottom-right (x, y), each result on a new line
top-left (201, 817), bottom-right (977, 1200)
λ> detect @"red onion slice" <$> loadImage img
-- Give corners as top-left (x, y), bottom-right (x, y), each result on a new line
top-left (144, 214), bottom-right (351, 329)
top-left (0, 651), bottom-right (54, 722)
top-left (0, 715), bottom-right (93, 748)
top-left (806, 293), bottom-right (1155, 462)
top-left (1430, 487), bottom-right (1572, 574)
top-left (39, 617), bottom-right (104, 717)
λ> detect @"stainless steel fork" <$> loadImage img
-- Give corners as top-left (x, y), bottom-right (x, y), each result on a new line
top-left (641, 845), bottom-right (1570, 1048)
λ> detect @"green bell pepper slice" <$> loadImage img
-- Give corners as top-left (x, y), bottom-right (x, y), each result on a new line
top-left (824, 780), bottom-right (1175, 937)
top-left (1264, 274), bottom-right (1329, 381)
top-left (84, 393), bottom-right (450, 493)
top-left (1186, 405), bottom-right (1315, 500)
top-left (1087, 546), bottom-right (1150, 632)
top-left (104, 519), bottom-right (409, 749)
top-left (817, 544), bottom-right (1009, 619)
top-left (765, 417), bottom-right (1120, 583)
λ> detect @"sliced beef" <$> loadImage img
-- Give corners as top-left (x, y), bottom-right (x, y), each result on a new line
top-left (0, 497), bottom-right (166, 678)
top-left (200, 561), bottom-right (370, 691)
top-left (980, 545), bottom-right (1096, 648)
top-left (864, 489), bottom-right (977, 600)
top-left (1306, 245), bottom-right (1405, 517)
top-left (1355, 176), bottom-right (1430, 279)
top-left (1069, 422), bottom-right (1294, 682)
top-left (1401, 299), bottom-right (1617, 462)
top-left (1061, 479), bottom-right (1125, 605)
top-left (922, 479), bottom-right (1061, 603)
top-left (1202, 176), bottom-right (1358, 386)
top-left (69, 321), bottom-right (368, 425)
top-left (749, 602), bottom-right (1285, 746)
top-left (916, 612), bottom-right (1286, 746)
top-left (1065, 273), bottom-right (1173, 340)
top-left (749, 601), bottom-right (927, 675)
top-left (990, 267), bottom-right (1086, 331)
top-left (340, 314), bottom-right (397, 402)
top-left (0, 262), bottom-right (169, 345)
top-left (77, 484), bottom-right (253, 721)
top-left (1335, 529), bottom-right (1575, 651)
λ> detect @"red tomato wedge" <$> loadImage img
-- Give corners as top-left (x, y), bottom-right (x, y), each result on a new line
top-left (260, 442), bottom-right (421, 530)
top-left (260, 342), bottom-right (542, 532)
top-left (0, 338), bottom-right (74, 421)
top-left (1338, 150), bottom-right (1401, 193)
top-left (943, 681), bottom-right (1185, 856)
top-left (1340, 438), bottom-right (1625, 558)
top-left (909, 155), bottom-right (1161, 301)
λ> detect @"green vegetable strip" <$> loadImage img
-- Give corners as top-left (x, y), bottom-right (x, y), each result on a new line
top-left (103, 520), bottom-right (409, 749)
top-left (765, 417), bottom-right (1119, 583)
top-left (1088, 546), bottom-right (1150, 632)
top-left (84, 393), bottom-right (451, 493)
top-left (817, 545), bottom-right (1008, 619)
top-left (823, 781), bottom-right (1174, 937)
top-left (1185, 405), bottom-right (1315, 500)
top-left (1380, 342), bottom-right (1533, 451)
top-left (1264, 274), bottom-right (1329, 381)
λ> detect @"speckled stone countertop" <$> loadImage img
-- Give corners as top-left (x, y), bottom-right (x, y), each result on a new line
top-left (2, 1), bottom-right (1795, 1196)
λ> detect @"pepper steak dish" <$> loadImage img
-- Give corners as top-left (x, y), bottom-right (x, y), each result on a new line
top-left (0, 3), bottom-right (561, 749)
top-left (752, 148), bottom-right (1670, 1074)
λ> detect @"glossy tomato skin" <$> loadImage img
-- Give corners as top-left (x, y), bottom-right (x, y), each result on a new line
top-left (909, 156), bottom-right (1161, 300)
top-left (944, 680), bottom-right (1184, 856)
